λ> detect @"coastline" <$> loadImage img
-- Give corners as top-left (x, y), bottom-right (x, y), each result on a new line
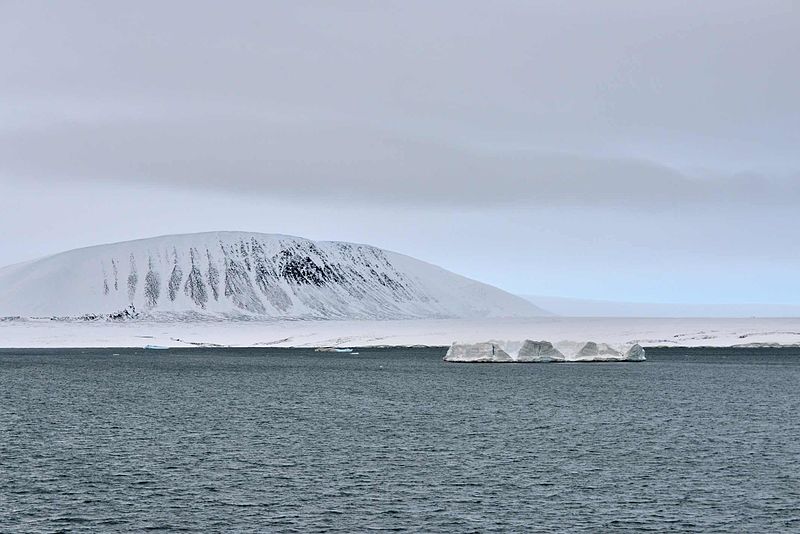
top-left (2, 317), bottom-right (799, 349)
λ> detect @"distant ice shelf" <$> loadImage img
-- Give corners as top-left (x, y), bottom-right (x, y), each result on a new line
top-left (0, 317), bottom-right (799, 349)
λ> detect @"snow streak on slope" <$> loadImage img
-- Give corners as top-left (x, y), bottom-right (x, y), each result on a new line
top-left (0, 232), bottom-right (546, 319)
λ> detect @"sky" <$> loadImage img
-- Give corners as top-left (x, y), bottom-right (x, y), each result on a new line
top-left (1, 0), bottom-right (798, 306)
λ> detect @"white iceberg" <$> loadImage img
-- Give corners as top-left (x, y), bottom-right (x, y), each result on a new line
top-left (444, 340), bottom-right (645, 363)
top-left (556, 341), bottom-right (646, 362)
top-left (516, 340), bottom-right (565, 362)
top-left (623, 344), bottom-right (646, 361)
top-left (444, 342), bottom-right (513, 363)
top-left (575, 341), bottom-right (624, 361)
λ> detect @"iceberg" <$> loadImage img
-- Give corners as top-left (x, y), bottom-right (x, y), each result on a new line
top-left (573, 341), bottom-right (623, 361)
top-left (623, 344), bottom-right (646, 361)
top-left (516, 340), bottom-right (565, 362)
top-left (556, 341), bottom-right (645, 362)
top-left (444, 340), bottom-right (645, 363)
top-left (444, 342), bottom-right (513, 363)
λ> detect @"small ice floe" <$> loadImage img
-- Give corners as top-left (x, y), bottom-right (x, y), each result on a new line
top-left (314, 347), bottom-right (353, 353)
top-left (143, 344), bottom-right (169, 350)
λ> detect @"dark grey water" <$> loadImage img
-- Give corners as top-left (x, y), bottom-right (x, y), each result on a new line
top-left (2, 347), bottom-right (800, 533)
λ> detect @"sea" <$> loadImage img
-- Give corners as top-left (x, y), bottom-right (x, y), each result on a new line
top-left (1, 347), bottom-right (799, 533)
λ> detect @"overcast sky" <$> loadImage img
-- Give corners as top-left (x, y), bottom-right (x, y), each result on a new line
top-left (1, 0), bottom-right (798, 305)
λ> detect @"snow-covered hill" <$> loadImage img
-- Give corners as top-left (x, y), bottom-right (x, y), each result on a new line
top-left (0, 232), bottom-right (546, 319)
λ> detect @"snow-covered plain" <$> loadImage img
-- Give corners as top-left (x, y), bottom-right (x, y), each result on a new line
top-left (522, 295), bottom-right (800, 318)
top-left (1, 317), bottom-right (798, 349)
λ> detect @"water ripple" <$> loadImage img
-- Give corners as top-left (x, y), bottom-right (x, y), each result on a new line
top-left (1, 347), bottom-right (799, 532)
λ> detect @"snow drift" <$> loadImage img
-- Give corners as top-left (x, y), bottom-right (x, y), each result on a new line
top-left (0, 231), bottom-right (547, 320)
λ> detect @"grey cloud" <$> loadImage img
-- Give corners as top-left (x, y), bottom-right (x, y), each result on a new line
top-left (1, 1), bottom-right (798, 173)
top-left (1, 116), bottom-right (797, 207)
